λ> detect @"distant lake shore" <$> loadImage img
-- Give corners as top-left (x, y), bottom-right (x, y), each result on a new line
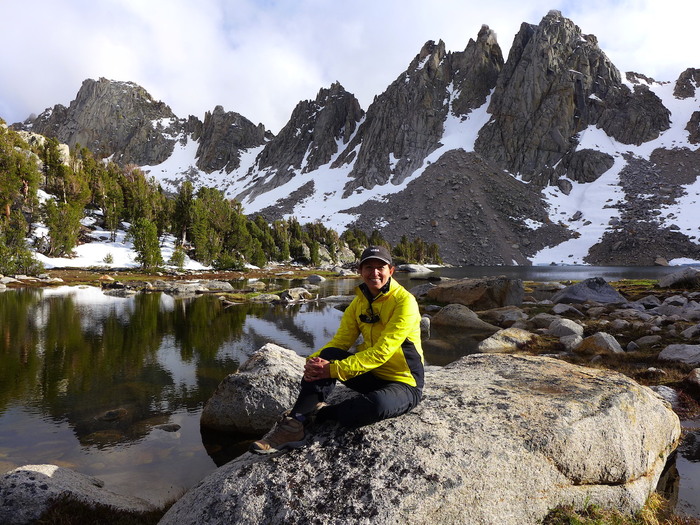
top-left (4, 264), bottom-right (698, 290)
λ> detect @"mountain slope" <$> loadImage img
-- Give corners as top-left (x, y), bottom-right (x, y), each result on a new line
top-left (12, 11), bottom-right (700, 266)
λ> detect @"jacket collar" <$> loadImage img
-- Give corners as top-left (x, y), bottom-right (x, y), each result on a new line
top-left (358, 277), bottom-right (393, 303)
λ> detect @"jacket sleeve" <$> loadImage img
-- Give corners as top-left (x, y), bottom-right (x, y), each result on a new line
top-left (330, 292), bottom-right (419, 381)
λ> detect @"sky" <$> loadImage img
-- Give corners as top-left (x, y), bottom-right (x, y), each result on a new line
top-left (1, 0), bottom-right (699, 134)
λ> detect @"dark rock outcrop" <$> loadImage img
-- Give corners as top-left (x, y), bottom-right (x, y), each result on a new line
top-left (687, 111), bottom-right (700, 144)
top-left (27, 78), bottom-right (183, 166)
top-left (556, 149), bottom-right (615, 184)
top-left (194, 106), bottom-right (267, 173)
top-left (596, 82), bottom-right (670, 146)
top-left (474, 10), bottom-right (670, 185)
top-left (236, 82), bottom-right (363, 201)
top-left (673, 68), bottom-right (700, 99)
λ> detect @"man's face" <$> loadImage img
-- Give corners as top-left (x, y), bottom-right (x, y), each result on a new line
top-left (360, 259), bottom-right (395, 296)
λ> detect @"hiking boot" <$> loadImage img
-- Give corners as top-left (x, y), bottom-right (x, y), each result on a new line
top-left (249, 414), bottom-right (305, 454)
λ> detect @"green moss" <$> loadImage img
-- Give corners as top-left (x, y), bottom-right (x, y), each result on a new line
top-left (543, 494), bottom-right (700, 525)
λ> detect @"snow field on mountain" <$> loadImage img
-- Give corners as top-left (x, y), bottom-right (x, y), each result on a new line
top-left (531, 79), bottom-right (700, 265)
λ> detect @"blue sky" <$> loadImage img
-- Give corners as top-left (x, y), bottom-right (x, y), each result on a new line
top-left (1, 0), bottom-right (698, 133)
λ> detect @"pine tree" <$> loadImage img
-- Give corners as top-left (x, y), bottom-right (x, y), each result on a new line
top-left (0, 127), bottom-right (41, 219)
top-left (43, 199), bottom-right (83, 256)
top-left (173, 180), bottom-right (194, 245)
top-left (368, 230), bottom-right (389, 249)
top-left (225, 201), bottom-right (254, 260)
top-left (129, 217), bottom-right (163, 270)
top-left (190, 187), bottom-right (231, 265)
top-left (0, 210), bottom-right (43, 275)
top-left (271, 220), bottom-right (291, 261)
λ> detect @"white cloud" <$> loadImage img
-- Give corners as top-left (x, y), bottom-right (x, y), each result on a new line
top-left (1, 0), bottom-right (697, 133)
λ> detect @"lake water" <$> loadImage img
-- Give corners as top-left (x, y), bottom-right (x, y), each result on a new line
top-left (0, 266), bottom-right (698, 517)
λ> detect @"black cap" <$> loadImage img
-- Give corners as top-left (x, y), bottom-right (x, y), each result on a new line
top-left (359, 245), bottom-right (392, 266)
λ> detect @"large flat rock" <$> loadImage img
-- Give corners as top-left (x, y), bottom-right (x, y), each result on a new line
top-left (161, 353), bottom-right (680, 525)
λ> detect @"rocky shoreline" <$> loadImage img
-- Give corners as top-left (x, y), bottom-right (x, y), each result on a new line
top-left (1, 266), bottom-right (700, 523)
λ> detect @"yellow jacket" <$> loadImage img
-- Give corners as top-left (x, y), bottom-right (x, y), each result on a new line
top-left (310, 278), bottom-right (424, 388)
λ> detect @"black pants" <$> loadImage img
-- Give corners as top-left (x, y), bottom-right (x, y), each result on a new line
top-left (291, 347), bottom-right (422, 428)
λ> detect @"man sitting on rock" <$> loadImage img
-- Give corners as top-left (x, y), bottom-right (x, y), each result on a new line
top-left (250, 245), bottom-right (425, 454)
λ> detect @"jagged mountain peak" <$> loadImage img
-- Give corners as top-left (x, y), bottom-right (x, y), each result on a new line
top-left (233, 81), bottom-right (363, 202)
top-left (194, 105), bottom-right (268, 174)
top-left (450, 24), bottom-right (504, 117)
top-left (473, 9), bottom-right (673, 185)
top-left (409, 39), bottom-right (447, 73)
top-left (330, 26), bottom-right (504, 198)
top-left (12, 11), bottom-right (700, 266)
top-left (26, 77), bottom-right (182, 166)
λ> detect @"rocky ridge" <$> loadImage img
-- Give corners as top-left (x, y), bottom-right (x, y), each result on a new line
top-left (23, 78), bottom-right (269, 174)
top-left (9, 11), bottom-right (700, 266)
top-left (236, 82), bottom-right (363, 202)
top-left (27, 78), bottom-right (185, 166)
top-left (332, 25), bottom-right (503, 197)
top-left (474, 11), bottom-right (669, 185)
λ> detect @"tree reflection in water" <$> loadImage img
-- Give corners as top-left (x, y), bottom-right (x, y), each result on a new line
top-left (0, 285), bottom-right (343, 503)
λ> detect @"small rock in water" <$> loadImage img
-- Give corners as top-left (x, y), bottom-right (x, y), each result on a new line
top-left (154, 424), bottom-right (181, 433)
top-left (97, 408), bottom-right (128, 421)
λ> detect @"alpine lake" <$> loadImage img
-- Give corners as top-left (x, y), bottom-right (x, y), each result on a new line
top-left (0, 265), bottom-right (698, 518)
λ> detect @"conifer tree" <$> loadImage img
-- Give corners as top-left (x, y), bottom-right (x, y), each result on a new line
top-left (271, 220), bottom-right (291, 261)
top-left (173, 180), bottom-right (194, 245)
top-left (0, 210), bottom-right (43, 275)
top-left (0, 127), bottom-right (41, 218)
top-left (190, 187), bottom-right (231, 265)
top-left (225, 200), bottom-right (254, 261)
top-left (129, 217), bottom-right (163, 270)
top-left (43, 199), bottom-right (83, 256)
